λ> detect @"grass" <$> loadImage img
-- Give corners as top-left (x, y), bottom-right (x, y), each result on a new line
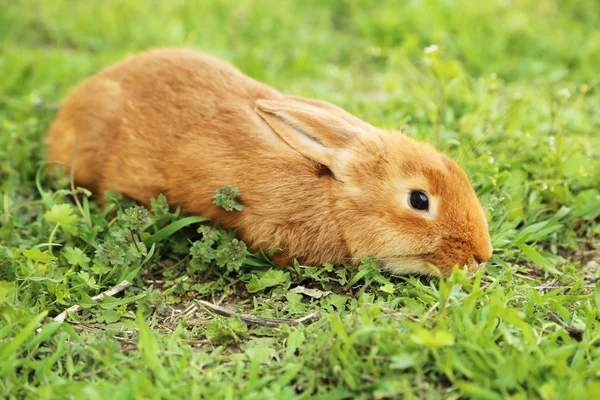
top-left (1, 0), bottom-right (599, 398)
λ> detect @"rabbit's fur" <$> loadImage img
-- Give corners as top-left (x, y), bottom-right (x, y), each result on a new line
top-left (47, 48), bottom-right (492, 276)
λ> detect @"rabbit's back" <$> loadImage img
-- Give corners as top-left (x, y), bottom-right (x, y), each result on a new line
top-left (47, 48), bottom-right (287, 204)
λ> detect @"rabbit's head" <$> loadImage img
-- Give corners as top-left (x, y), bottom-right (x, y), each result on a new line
top-left (256, 96), bottom-right (492, 276)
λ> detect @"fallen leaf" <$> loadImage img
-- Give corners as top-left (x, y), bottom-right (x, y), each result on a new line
top-left (290, 286), bottom-right (332, 299)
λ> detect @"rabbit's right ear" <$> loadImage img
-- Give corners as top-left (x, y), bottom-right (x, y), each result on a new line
top-left (283, 95), bottom-right (376, 131)
top-left (255, 98), bottom-right (370, 173)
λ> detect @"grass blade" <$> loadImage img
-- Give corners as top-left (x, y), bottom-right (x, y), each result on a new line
top-left (35, 163), bottom-right (58, 209)
top-left (0, 311), bottom-right (48, 363)
top-left (142, 216), bottom-right (209, 246)
top-left (516, 242), bottom-right (562, 275)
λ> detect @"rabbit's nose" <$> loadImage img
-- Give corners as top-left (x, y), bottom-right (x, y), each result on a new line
top-left (476, 236), bottom-right (493, 262)
top-left (474, 239), bottom-right (493, 263)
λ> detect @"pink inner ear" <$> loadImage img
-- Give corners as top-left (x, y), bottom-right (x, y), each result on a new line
top-left (255, 98), bottom-right (360, 147)
top-left (255, 102), bottom-right (334, 167)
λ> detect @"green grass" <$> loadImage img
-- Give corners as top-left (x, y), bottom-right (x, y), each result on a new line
top-left (1, 0), bottom-right (599, 398)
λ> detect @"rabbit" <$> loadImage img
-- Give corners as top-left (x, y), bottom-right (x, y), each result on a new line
top-left (46, 48), bottom-right (493, 277)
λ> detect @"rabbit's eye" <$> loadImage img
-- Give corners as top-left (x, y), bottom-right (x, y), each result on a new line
top-left (409, 191), bottom-right (429, 211)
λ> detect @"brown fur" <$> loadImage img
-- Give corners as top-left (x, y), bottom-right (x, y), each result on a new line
top-left (46, 48), bottom-right (492, 276)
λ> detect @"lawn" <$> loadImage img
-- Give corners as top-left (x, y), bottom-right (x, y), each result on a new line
top-left (1, 0), bottom-right (599, 398)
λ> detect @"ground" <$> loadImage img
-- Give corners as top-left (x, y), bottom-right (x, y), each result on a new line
top-left (1, 0), bottom-right (599, 399)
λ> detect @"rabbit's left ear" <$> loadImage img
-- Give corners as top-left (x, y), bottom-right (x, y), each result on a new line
top-left (255, 98), bottom-right (369, 173)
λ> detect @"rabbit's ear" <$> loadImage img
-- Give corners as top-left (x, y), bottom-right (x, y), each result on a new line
top-left (283, 95), bottom-right (376, 131)
top-left (255, 98), bottom-right (368, 171)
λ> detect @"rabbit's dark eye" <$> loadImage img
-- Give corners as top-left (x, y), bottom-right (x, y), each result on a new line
top-left (409, 191), bottom-right (429, 211)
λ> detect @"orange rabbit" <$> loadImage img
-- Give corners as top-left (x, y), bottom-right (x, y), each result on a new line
top-left (46, 48), bottom-right (492, 276)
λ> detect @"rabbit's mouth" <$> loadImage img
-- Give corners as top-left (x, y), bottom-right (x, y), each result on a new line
top-left (376, 253), bottom-right (478, 277)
